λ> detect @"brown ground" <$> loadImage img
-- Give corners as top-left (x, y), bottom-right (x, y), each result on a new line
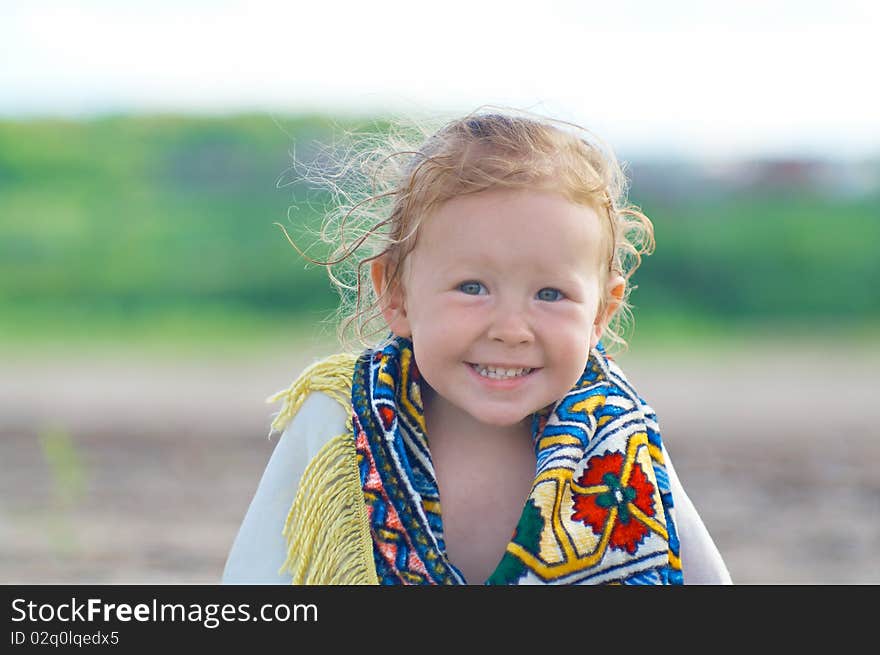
top-left (2, 337), bottom-right (878, 584)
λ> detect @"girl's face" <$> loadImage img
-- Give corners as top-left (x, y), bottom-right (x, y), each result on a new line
top-left (372, 188), bottom-right (624, 431)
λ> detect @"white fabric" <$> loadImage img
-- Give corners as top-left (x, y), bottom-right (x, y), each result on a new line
top-left (221, 390), bottom-right (733, 585)
top-left (222, 392), bottom-right (345, 584)
top-left (663, 447), bottom-right (733, 584)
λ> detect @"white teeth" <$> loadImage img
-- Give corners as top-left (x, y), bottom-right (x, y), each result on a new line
top-left (470, 364), bottom-right (533, 379)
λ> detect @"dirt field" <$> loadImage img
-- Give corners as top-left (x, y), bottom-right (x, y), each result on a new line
top-left (2, 337), bottom-right (879, 585)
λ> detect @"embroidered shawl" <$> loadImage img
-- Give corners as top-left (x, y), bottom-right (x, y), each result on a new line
top-left (271, 333), bottom-right (682, 585)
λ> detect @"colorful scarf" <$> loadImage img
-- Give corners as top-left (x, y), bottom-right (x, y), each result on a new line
top-left (351, 333), bottom-right (683, 585)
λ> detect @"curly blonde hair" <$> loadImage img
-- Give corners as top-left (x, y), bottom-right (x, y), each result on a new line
top-left (277, 105), bottom-right (655, 355)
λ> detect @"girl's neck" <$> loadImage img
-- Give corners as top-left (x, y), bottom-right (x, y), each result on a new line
top-left (421, 383), bottom-right (532, 445)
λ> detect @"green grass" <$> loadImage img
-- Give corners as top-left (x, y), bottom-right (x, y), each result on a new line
top-left (631, 192), bottom-right (880, 319)
top-left (0, 302), bottom-right (343, 359)
top-left (1, 113), bottom-right (878, 356)
top-left (620, 312), bottom-right (880, 356)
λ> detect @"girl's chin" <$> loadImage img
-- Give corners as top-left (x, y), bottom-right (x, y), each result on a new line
top-left (469, 411), bottom-right (534, 430)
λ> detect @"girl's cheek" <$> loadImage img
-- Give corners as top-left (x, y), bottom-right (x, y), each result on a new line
top-left (442, 294), bottom-right (484, 310)
top-left (445, 305), bottom-right (479, 321)
top-left (538, 301), bottom-right (584, 319)
top-left (545, 306), bottom-right (599, 335)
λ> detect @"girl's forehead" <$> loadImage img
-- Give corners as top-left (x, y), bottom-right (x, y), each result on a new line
top-left (417, 190), bottom-right (605, 255)
top-left (405, 196), bottom-right (608, 281)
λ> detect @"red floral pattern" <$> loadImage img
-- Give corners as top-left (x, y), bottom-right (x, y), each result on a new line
top-left (571, 451), bottom-right (657, 554)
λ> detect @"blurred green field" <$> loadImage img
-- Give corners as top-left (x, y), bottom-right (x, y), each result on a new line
top-left (1, 113), bottom-right (878, 354)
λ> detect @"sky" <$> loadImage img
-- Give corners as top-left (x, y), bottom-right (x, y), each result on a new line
top-left (2, 0), bottom-right (879, 159)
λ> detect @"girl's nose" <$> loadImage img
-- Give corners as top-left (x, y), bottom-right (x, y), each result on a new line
top-left (487, 305), bottom-right (534, 344)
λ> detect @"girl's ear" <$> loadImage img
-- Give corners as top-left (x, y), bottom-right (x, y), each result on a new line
top-left (590, 274), bottom-right (626, 349)
top-left (370, 256), bottom-right (412, 338)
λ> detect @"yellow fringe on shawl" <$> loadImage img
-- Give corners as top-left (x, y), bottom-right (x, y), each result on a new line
top-left (267, 352), bottom-right (378, 585)
top-left (266, 352), bottom-right (360, 436)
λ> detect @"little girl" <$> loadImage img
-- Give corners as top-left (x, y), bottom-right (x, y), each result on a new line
top-left (222, 108), bottom-right (732, 585)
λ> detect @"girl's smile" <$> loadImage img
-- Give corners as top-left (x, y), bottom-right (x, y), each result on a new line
top-left (466, 361), bottom-right (542, 389)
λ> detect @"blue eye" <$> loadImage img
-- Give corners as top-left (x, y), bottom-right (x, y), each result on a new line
top-left (537, 288), bottom-right (564, 302)
top-left (459, 281), bottom-right (484, 295)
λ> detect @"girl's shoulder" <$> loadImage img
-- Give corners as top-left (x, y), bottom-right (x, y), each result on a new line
top-left (265, 351), bottom-right (375, 584)
top-left (266, 350), bottom-right (359, 436)
top-left (222, 350), bottom-right (369, 585)
top-left (263, 350), bottom-right (361, 470)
